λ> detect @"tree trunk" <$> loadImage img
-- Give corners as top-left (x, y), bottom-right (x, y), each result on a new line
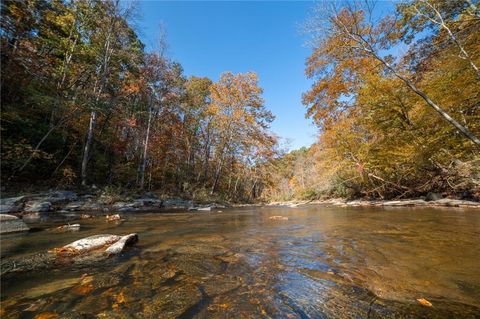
top-left (139, 105), bottom-right (153, 189)
top-left (81, 110), bottom-right (96, 186)
top-left (384, 60), bottom-right (480, 146)
top-left (211, 165), bottom-right (222, 195)
top-left (251, 179), bottom-right (258, 199)
top-left (332, 11), bottom-right (480, 146)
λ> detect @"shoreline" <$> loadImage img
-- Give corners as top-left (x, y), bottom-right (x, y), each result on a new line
top-left (265, 198), bottom-right (480, 209)
top-left (1, 190), bottom-right (479, 219)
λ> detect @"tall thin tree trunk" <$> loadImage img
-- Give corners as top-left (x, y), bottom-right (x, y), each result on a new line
top-left (382, 58), bottom-right (480, 146)
top-left (251, 179), bottom-right (257, 199)
top-left (335, 17), bottom-right (480, 146)
top-left (417, 1), bottom-right (480, 79)
top-left (211, 165), bottom-right (222, 195)
top-left (81, 110), bottom-right (96, 186)
top-left (234, 177), bottom-right (240, 196)
top-left (139, 105), bottom-right (153, 189)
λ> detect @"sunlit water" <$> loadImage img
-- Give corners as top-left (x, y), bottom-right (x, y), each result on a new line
top-left (1, 205), bottom-right (480, 318)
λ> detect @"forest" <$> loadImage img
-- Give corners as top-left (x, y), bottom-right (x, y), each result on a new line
top-left (1, 0), bottom-right (277, 202)
top-left (1, 0), bottom-right (479, 202)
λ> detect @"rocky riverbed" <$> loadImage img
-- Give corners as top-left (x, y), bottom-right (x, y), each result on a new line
top-left (1, 205), bottom-right (480, 318)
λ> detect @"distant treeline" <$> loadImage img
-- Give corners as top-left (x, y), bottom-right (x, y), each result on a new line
top-left (264, 0), bottom-right (480, 201)
top-left (1, 0), bottom-right (277, 201)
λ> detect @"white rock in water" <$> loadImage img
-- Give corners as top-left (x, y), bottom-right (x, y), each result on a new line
top-left (54, 224), bottom-right (80, 231)
top-left (104, 233), bottom-right (138, 255)
top-left (64, 234), bottom-right (121, 252)
top-left (0, 214), bottom-right (29, 234)
top-left (197, 207), bottom-right (212, 211)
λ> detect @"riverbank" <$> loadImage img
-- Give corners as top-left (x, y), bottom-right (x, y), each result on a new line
top-left (0, 190), bottom-right (229, 216)
top-left (268, 198), bottom-right (480, 208)
top-left (1, 190), bottom-right (479, 219)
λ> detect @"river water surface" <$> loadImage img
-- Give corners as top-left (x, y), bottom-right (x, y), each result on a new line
top-left (1, 205), bottom-right (480, 318)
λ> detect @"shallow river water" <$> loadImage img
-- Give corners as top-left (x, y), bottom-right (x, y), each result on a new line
top-left (1, 205), bottom-right (480, 318)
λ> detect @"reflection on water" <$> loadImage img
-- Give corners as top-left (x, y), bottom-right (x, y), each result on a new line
top-left (1, 206), bottom-right (480, 318)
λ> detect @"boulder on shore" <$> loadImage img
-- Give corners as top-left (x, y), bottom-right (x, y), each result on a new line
top-left (426, 192), bottom-right (443, 201)
top-left (0, 196), bottom-right (25, 213)
top-left (0, 214), bottom-right (29, 234)
top-left (44, 190), bottom-right (78, 203)
top-left (134, 198), bottom-right (162, 207)
top-left (24, 201), bottom-right (52, 212)
top-left (163, 198), bottom-right (193, 208)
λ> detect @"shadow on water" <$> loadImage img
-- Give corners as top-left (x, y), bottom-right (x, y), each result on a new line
top-left (1, 205), bottom-right (480, 318)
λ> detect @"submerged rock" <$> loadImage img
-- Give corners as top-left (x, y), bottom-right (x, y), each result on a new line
top-left (22, 212), bottom-right (42, 222)
top-left (0, 214), bottom-right (29, 234)
top-left (143, 281), bottom-right (204, 318)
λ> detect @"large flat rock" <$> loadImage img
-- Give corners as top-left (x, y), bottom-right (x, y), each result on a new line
top-left (0, 214), bottom-right (29, 234)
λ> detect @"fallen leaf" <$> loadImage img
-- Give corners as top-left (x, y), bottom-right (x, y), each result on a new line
top-left (33, 312), bottom-right (59, 319)
top-left (115, 291), bottom-right (126, 304)
top-left (73, 283), bottom-right (94, 295)
top-left (417, 298), bottom-right (433, 307)
top-left (48, 247), bottom-right (78, 256)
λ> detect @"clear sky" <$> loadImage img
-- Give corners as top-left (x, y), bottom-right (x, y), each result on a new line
top-left (137, 1), bottom-right (319, 150)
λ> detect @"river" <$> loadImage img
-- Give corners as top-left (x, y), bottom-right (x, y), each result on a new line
top-left (1, 205), bottom-right (480, 318)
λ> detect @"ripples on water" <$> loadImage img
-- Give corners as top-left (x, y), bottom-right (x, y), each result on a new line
top-left (1, 205), bottom-right (480, 318)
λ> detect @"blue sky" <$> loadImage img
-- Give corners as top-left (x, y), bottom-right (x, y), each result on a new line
top-left (137, 1), bottom-right (319, 150)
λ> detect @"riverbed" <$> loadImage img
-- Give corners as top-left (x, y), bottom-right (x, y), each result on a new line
top-left (1, 205), bottom-right (480, 318)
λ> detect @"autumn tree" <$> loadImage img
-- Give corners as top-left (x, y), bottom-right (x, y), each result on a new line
top-left (208, 72), bottom-right (275, 197)
top-left (286, 0), bottom-right (480, 199)
top-left (305, 1), bottom-right (479, 146)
